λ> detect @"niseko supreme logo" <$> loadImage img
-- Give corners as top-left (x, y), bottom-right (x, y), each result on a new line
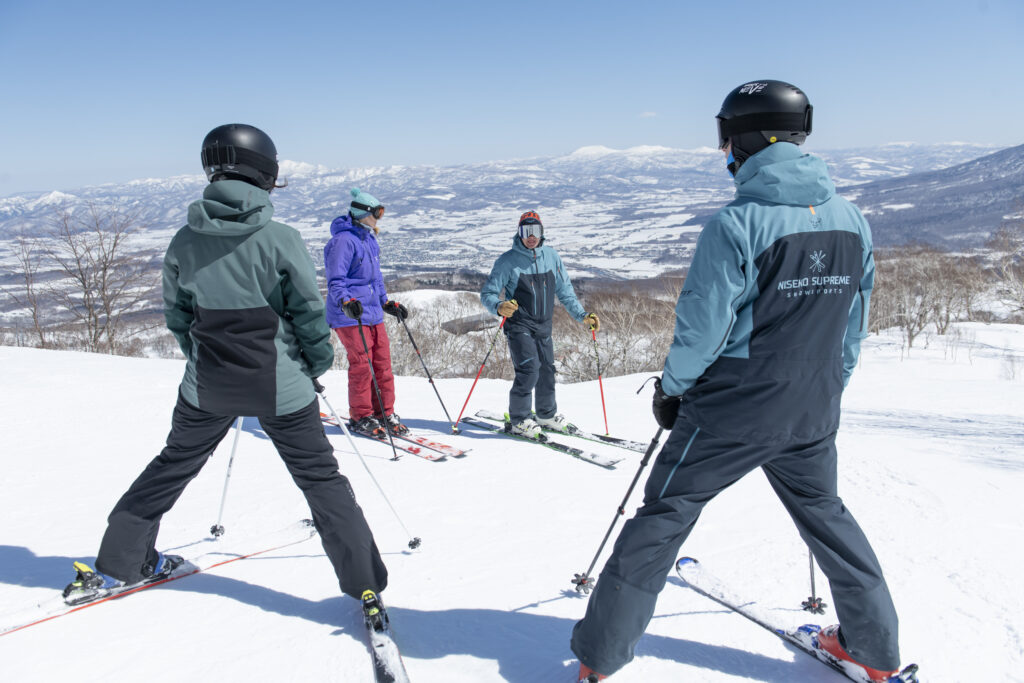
top-left (776, 251), bottom-right (852, 298)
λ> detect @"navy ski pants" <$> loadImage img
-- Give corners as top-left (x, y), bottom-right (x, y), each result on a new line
top-left (506, 326), bottom-right (557, 423)
top-left (95, 392), bottom-right (388, 599)
top-left (570, 417), bottom-right (900, 675)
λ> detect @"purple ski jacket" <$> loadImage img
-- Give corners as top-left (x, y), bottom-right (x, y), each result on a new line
top-left (323, 214), bottom-right (388, 328)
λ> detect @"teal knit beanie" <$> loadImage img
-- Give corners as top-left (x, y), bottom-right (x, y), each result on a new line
top-left (349, 187), bottom-right (381, 219)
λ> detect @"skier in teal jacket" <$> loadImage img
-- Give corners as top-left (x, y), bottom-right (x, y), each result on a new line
top-left (571, 82), bottom-right (902, 683)
top-left (480, 211), bottom-right (599, 437)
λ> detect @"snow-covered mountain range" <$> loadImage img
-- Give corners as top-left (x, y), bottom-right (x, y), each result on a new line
top-left (841, 143), bottom-right (1024, 246)
top-left (0, 142), bottom-right (1011, 281)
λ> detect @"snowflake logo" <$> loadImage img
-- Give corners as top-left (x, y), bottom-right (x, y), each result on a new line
top-left (809, 250), bottom-right (827, 273)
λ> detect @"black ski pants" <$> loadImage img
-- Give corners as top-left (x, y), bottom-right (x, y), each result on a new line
top-left (506, 326), bottom-right (557, 423)
top-left (570, 417), bottom-right (900, 676)
top-left (95, 392), bottom-right (388, 599)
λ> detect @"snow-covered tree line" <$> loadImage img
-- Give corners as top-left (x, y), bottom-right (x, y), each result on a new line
top-left (2, 205), bottom-right (1023, 364)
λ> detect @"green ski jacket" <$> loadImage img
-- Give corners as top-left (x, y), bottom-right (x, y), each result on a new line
top-left (163, 179), bottom-right (334, 416)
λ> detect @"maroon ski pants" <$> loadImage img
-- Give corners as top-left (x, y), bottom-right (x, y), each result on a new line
top-left (334, 323), bottom-right (396, 420)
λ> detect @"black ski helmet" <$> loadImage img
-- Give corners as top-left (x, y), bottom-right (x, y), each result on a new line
top-left (716, 80), bottom-right (812, 174)
top-left (201, 123), bottom-right (279, 191)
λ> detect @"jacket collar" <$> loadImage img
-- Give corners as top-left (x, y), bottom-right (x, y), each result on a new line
top-left (733, 143), bottom-right (835, 207)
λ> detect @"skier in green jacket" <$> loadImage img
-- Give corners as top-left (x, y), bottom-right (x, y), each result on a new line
top-left (64, 124), bottom-right (389, 622)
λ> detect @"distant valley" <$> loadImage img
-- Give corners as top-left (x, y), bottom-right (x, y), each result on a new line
top-left (1, 141), bottom-right (1019, 284)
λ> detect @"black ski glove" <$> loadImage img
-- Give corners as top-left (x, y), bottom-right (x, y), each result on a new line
top-left (342, 298), bottom-right (363, 320)
top-left (383, 300), bottom-right (408, 320)
top-left (652, 377), bottom-right (682, 430)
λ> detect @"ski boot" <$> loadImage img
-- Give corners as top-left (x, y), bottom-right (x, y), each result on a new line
top-left (143, 552), bottom-right (185, 580)
top-left (535, 413), bottom-right (570, 433)
top-left (815, 625), bottom-right (899, 683)
top-left (577, 662), bottom-right (607, 682)
top-left (382, 413), bottom-right (409, 436)
top-left (350, 416), bottom-right (386, 439)
top-left (361, 589), bottom-right (390, 633)
top-left (506, 416), bottom-right (542, 439)
top-left (62, 553), bottom-right (184, 606)
top-left (63, 562), bottom-right (123, 605)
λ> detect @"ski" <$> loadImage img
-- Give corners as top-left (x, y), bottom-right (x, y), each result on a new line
top-left (674, 557), bottom-right (920, 683)
top-left (364, 610), bottom-right (411, 683)
top-left (349, 426), bottom-right (443, 461)
top-left (321, 412), bottom-right (464, 460)
top-left (395, 431), bottom-right (467, 458)
top-left (321, 413), bottom-right (444, 461)
top-left (460, 417), bottom-right (621, 469)
top-left (1, 520), bottom-right (318, 637)
top-left (474, 409), bottom-right (647, 453)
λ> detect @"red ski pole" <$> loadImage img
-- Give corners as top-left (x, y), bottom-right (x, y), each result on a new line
top-left (454, 315), bottom-right (508, 432)
top-left (590, 324), bottom-right (609, 435)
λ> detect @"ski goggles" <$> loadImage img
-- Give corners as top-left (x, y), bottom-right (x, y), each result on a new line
top-left (351, 201), bottom-right (385, 220)
top-left (518, 220), bottom-right (543, 240)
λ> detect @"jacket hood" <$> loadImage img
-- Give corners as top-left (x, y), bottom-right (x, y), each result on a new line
top-left (330, 213), bottom-right (372, 238)
top-left (511, 235), bottom-right (544, 253)
top-left (734, 143), bottom-right (835, 207)
top-left (187, 179), bottom-right (274, 236)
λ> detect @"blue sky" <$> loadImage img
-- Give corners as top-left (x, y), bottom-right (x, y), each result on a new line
top-left (1, 0), bottom-right (1022, 195)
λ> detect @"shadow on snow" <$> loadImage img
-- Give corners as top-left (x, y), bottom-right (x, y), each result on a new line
top-left (0, 545), bottom-right (828, 682)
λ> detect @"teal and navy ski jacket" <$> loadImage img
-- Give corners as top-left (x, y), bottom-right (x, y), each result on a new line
top-left (480, 236), bottom-right (587, 333)
top-left (663, 142), bottom-right (874, 444)
top-left (163, 179), bottom-right (334, 416)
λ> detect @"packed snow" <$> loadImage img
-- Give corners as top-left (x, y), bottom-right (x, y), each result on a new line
top-left (1, 323), bottom-right (1022, 682)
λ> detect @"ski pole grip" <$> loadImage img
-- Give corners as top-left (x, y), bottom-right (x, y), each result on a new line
top-left (312, 378), bottom-right (325, 393)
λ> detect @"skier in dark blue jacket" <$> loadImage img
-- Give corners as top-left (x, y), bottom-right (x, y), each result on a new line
top-left (571, 81), bottom-right (903, 683)
top-left (480, 211), bottom-right (599, 438)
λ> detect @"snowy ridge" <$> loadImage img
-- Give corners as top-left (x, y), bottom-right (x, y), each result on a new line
top-left (840, 142), bottom-right (1024, 246)
top-left (0, 142), bottom-right (1006, 283)
top-left (0, 322), bottom-right (1022, 681)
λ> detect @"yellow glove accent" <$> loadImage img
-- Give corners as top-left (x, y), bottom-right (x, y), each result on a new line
top-left (584, 313), bottom-right (600, 332)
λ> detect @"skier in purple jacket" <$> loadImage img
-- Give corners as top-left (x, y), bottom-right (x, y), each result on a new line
top-left (324, 188), bottom-right (409, 437)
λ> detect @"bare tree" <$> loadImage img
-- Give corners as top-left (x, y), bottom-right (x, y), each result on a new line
top-left (928, 253), bottom-right (987, 335)
top-left (3, 230), bottom-right (50, 347)
top-left (954, 253), bottom-right (993, 322)
top-left (42, 203), bottom-right (159, 353)
top-left (871, 246), bottom-right (936, 348)
top-left (988, 218), bottom-right (1024, 320)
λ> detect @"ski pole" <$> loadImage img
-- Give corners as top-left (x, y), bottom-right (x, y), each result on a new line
top-left (801, 548), bottom-right (827, 614)
top-left (590, 324), bottom-right (609, 435)
top-left (314, 379), bottom-right (421, 550)
top-left (571, 425), bottom-right (664, 594)
top-left (397, 314), bottom-right (459, 433)
top-left (210, 416), bottom-right (244, 538)
top-left (356, 318), bottom-right (401, 461)
top-left (453, 314), bottom-right (508, 432)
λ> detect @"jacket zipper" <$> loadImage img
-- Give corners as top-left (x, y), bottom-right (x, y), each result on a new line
top-left (531, 248), bottom-right (543, 319)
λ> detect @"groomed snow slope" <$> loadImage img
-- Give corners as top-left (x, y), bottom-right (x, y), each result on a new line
top-left (1, 324), bottom-right (1021, 682)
